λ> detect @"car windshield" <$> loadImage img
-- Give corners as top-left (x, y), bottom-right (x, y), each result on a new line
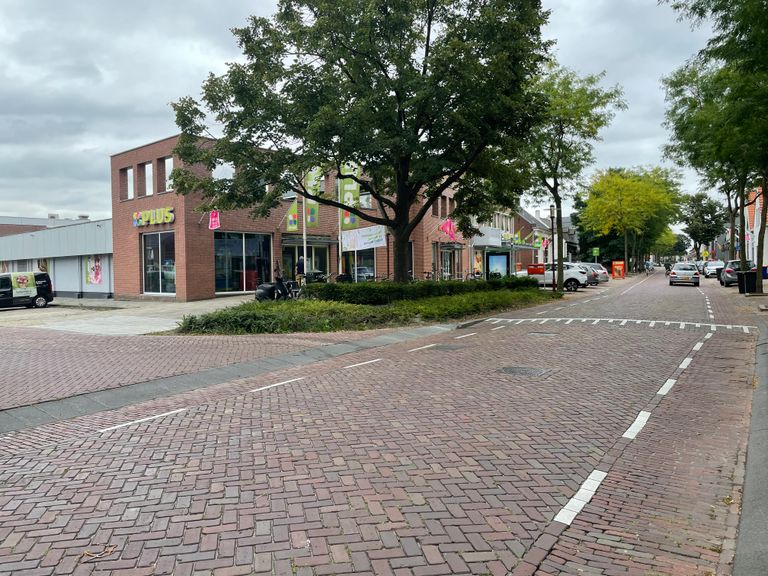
top-left (674, 264), bottom-right (697, 271)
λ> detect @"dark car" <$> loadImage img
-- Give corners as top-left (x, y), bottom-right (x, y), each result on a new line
top-left (721, 259), bottom-right (755, 287)
top-left (0, 272), bottom-right (54, 309)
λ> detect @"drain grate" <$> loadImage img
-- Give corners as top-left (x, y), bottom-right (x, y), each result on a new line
top-left (500, 366), bottom-right (552, 377)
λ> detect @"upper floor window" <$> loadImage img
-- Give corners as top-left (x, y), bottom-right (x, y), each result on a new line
top-left (161, 157), bottom-right (174, 192)
top-left (119, 167), bottom-right (134, 200)
top-left (139, 162), bottom-right (153, 197)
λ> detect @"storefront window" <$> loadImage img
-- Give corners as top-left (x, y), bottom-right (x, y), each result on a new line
top-left (283, 246), bottom-right (329, 280)
top-left (215, 232), bottom-right (271, 292)
top-left (143, 232), bottom-right (175, 294)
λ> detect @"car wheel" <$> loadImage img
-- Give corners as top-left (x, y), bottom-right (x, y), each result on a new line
top-left (694, 281), bottom-right (700, 287)
top-left (33, 296), bottom-right (48, 308)
top-left (564, 279), bottom-right (578, 292)
top-left (669, 281), bottom-right (674, 286)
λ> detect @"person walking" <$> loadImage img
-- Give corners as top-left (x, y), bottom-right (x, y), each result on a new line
top-left (296, 256), bottom-right (305, 286)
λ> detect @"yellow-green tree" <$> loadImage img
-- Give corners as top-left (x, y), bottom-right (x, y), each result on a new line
top-left (581, 168), bottom-right (681, 271)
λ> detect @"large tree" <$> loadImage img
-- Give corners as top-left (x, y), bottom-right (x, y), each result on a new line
top-left (664, 0), bottom-right (768, 289)
top-left (680, 192), bottom-right (727, 259)
top-left (580, 167), bottom-right (681, 271)
top-left (171, 0), bottom-right (549, 282)
top-left (522, 64), bottom-right (625, 289)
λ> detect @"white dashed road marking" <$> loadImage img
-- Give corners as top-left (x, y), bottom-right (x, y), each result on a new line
top-left (344, 358), bottom-right (382, 369)
top-left (100, 408), bottom-right (187, 433)
top-left (455, 332), bottom-right (477, 339)
top-left (408, 343), bottom-right (437, 352)
top-left (553, 470), bottom-right (608, 526)
top-left (657, 379), bottom-right (676, 396)
top-left (623, 411), bottom-right (652, 439)
top-left (679, 357), bottom-right (692, 370)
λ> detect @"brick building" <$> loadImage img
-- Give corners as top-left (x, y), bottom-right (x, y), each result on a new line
top-left (111, 135), bottom-right (473, 301)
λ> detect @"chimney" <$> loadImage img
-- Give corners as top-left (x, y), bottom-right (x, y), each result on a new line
top-left (78, 215), bottom-right (89, 220)
top-left (47, 213), bottom-right (59, 219)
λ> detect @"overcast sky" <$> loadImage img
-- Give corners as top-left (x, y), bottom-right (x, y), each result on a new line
top-left (0, 0), bottom-right (710, 220)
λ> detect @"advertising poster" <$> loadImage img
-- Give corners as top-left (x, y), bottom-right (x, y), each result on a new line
top-left (86, 255), bottom-right (103, 285)
top-left (488, 255), bottom-right (508, 277)
top-left (11, 273), bottom-right (36, 298)
top-left (36, 259), bottom-right (49, 273)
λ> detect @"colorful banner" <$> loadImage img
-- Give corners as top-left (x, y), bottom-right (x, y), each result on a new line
top-left (86, 255), bottom-right (103, 285)
top-left (132, 207), bottom-right (174, 227)
top-left (438, 218), bottom-right (457, 242)
top-left (340, 163), bottom-right (360, 230)
top-left (306, 198), bottom-right (319, 228)
top-left (286, 200), bottom-right (299, 232)
top-left (208, 210), bottom-right (221, 230)
top-left (341, 225), bottom-right (387, 251)
top-left (305, 167), bottom-right (323, 196)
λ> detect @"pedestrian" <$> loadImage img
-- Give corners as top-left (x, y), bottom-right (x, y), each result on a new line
top-left (296, 256), bottom-right (305, 286)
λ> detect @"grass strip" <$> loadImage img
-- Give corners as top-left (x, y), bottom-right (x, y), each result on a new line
top-left (177, 289), bottom-right (559, 334)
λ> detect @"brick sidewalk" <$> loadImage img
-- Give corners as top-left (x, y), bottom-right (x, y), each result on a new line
top-left (0, 327), bottom-right (395, 411)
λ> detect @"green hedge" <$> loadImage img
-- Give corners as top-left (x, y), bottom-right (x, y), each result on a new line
top-left (177, 287), bottom-right (555, 334)
top-left (302, 276), bottom-right (538, 305)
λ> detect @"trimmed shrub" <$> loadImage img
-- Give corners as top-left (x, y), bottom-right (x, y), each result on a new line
top-left (302, 276), bottom-right (538, 305)
top-left (177, 287), bottom-right (557, 334)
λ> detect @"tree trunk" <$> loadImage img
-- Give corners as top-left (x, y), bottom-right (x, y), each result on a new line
top-left (391, 226), bottom-right (411, 282)
top-left (555, 194), bottom-right (564, 290)
top-left (757, 177), bottom-right (767, 293)
top-left (727, 191), bottom-right (736, 261)
top-left (624, 228), bottom-right (628, 274)
top-left (739, 182), bottom-right (747, 270)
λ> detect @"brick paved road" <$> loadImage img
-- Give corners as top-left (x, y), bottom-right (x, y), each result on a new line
top-left (0, 275), bottom-right (757, 575)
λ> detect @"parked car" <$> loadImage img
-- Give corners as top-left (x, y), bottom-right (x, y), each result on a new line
top-left (721, 259), bottom-right (756, 287)
top-left (354, 266), bottom-right (375, 281)
top-left (668, 262), bottom-right (700, 287)
top-left (703, 260), bottom-right (725, 278)
top-left (531, 263), bottom-right (588, 291)
top-left (0, 272), bottom-right (54, 309)
top-left (575, 264), bottom-right (599, 286)
top-left (574, 262), bottom-right (609, 284)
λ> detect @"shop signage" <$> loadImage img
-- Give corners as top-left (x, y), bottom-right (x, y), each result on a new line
top-left (592, 247), bottom-right (600, 256)
top-left (341, 225), bottom-right (387, 251)
top-left (133, 207), bottom-right (175, 227)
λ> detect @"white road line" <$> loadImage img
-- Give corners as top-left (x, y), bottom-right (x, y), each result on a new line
top-left (649, 321), bottom-right (656, 328)
top-left (491, 326), bottom-right (506, 331)
top-left (455, 332), bottom-right (477, 339)
top-left (491, 319), bottom-right (502, 324)
top-left (540, 319), bottom-right (549, 324)
top-left (516, 319), bottom-right (525, 325)
top-left (679, 323), bottom-right (686, 329)
top-left (744, 326), bottom-right (750, 334)
top-left (566, 319), bottom-right (574, 324)
top-left (100, 408), bottom-right (187, 433)
top-left (620, 320), bottom-right (627, 326)
top-left (554, 307), bottom-right (565, 311)
top-left (693, 342), bottom-right (703, 351)
top-left (705, 332), bottom-right (713, 339)
top-left (592, 319), bottom-right (600, 325)
top-left (657, 379), bottom-right (676, 396)
top-left (679, 357), bottom-right (693, 370)
top-left (554, 470), bottom-right (608, 526)
top-left (344, 358), bottom-right (382, 369)
top-left (620, 276), bottom-right (650, 295)
top-left (408, 343), bottom-right (437, 352)
top-left (623, 411), bottom-right (652, 439)
top-left (251, 377), bottom-right (304, 393)
top-left (536, 311), bottom-right (547, 315)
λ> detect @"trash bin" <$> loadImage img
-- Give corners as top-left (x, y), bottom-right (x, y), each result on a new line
top-left (763, 266), bottom-right (768, 280)
top-left (737, 270), bottom-right (757, 294)
top-left (716, 267), bottom-right (723, 282)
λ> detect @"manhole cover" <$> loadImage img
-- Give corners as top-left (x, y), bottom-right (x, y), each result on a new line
top-left (499, 366), bottom-right (552, 377)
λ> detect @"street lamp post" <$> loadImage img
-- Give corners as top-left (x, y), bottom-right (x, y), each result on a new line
top-left (549, 204), bottom-right (556, 292)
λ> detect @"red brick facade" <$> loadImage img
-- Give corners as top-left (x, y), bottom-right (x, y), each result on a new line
top-left (111, 136), bottom-right (471, 301)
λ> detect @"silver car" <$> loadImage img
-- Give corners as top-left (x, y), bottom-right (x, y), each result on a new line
top-left (669, 262), bottom-right (700, 286)
top-left (703, 260), bottom-right (724, 278)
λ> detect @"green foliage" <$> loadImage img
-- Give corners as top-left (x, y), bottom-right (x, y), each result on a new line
top-left (177, 288), bottom-right (554, 334)
top-left (303, 276), bottom-right (538, 304)
top-left (524, 64), bottom-right (627, 201)
top-left (681, 192), bottom-right (727, 258)
top-left (171, 0), bottom-right (551, 281)
top-left (580, 167), bottom-right (682, 267)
